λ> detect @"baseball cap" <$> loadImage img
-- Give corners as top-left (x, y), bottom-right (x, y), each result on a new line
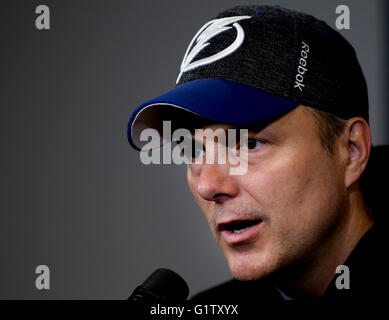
top-left (127, 5), bottom-right (369, 150)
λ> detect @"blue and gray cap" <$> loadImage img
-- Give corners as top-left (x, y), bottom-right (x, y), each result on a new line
top-left (127, 5), bottom-right (368, 150)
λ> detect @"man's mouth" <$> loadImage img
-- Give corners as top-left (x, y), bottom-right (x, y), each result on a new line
top-left (219, 219), bottom-right (262, 233)
top-left (218, 219), bottom-right (263, 244)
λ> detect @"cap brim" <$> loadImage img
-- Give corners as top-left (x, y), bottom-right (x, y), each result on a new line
top-left (127, 79), bottom-right (299, 150)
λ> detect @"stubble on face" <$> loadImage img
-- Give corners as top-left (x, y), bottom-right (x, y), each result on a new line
top-left (187, 106), bottom-right (348, 282)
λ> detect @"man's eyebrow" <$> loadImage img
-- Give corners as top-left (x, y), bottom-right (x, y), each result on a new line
top-left (174, 117), bottom-right (276, 144)
top-left (187, 127), bottom-right (262, 145)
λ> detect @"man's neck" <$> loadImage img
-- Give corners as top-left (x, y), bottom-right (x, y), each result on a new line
top-left (276, 187), bottom-right (374, 300)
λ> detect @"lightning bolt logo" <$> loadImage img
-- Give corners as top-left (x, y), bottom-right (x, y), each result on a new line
top-left (176, 15), bottom-right (251, 84)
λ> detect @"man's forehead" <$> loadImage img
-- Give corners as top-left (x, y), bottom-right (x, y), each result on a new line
top-left (172, 106), bottom-right (306, 136)
top-left (189, 123), bottom-right (266, 138)
top-left (198, 121), bottom-right (273, 132)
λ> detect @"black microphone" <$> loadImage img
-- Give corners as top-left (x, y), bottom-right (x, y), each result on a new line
top-left (129, 268), bottom-right (190, 302)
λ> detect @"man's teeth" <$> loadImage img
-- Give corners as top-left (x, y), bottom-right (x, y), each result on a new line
top-left (232, 227), bottom-right (250, 234)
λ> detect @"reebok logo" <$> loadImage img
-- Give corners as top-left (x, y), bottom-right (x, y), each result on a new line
top-left (294, 41), bottom-right (310, 91)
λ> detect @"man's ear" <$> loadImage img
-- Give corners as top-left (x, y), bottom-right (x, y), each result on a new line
top-left (344, 117), bottom-right (372, 189)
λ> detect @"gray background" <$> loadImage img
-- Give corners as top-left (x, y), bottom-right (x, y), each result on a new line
top-left (0, 0), bottom-right (388, 299)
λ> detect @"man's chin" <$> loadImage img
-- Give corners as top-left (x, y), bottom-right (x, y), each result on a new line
top-left (228, 258), bottom-right (274, 282)
top-left (231, 269), bottom-right (269, 281)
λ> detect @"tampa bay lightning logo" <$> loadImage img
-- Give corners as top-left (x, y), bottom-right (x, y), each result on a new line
top-left (176, 15), bottom-right (251, 84)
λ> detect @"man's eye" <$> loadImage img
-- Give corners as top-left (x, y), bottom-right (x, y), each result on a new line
top-left (242, 137), bottom-right (265, 150)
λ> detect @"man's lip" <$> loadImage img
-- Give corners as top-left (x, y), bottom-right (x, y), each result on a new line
top-left (219, 220), bottom-right (263, 245)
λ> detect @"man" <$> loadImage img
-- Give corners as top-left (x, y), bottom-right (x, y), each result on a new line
top-left (127, 5), bottom-right (387, 301)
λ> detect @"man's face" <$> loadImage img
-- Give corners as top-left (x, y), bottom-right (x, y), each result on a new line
top-left (186, 106), bottom-right (348, 281)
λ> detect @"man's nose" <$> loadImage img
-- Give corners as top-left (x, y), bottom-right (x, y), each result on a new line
top-left (197, 164), bottom-right (238, 202)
